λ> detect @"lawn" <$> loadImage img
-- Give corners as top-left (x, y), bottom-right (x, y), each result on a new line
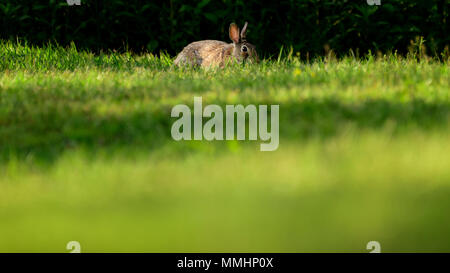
top-left (0, 41), bottom-right (449, 252)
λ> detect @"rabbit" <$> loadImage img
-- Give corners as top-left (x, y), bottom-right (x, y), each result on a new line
top-left (174, 22), bottom-right (259, 68)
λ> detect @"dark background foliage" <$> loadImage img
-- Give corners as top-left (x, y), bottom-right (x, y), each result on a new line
top-left (0, 0), bottom-right (448, 57)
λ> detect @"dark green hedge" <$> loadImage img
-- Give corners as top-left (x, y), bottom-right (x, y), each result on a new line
top-left (0, 0), bottom-right (448, 57)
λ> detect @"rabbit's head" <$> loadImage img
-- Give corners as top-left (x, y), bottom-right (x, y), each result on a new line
top-left (229, 22), bottom-right (259, 64)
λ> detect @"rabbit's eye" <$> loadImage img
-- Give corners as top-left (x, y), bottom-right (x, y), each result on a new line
top-left (241, 45), bottom-right (248, 53)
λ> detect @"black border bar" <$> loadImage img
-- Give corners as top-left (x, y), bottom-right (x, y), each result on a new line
top-left (1, 253), bottom-right (449, 272)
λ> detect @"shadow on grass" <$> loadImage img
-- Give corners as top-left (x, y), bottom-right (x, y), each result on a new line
top-left (0, 98), bottom-right (449, 164)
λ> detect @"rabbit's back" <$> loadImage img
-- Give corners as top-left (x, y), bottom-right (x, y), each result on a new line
top-left (174, 40), bottom-right (232, 67)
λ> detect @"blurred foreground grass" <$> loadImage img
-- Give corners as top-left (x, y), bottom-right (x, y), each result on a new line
top-left (0, 41), bottom-right (449, 252)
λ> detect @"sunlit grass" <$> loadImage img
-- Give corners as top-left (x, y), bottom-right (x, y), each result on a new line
top-left (0, 41), bottom-right (449, 252)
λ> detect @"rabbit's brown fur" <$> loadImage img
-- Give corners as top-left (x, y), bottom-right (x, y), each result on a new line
top-left (174, 22), bottom-right (258, 68)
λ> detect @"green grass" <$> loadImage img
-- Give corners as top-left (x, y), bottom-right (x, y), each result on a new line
top-left (0, 41), bottom-right (449, 252)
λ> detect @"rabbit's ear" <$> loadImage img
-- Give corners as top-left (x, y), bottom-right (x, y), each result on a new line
top-left (240, 22), bottom-right (248, 42)
top-left (229, 23), bottom-right (240, 44)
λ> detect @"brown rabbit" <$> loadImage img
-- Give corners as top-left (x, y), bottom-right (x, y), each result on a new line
top-left (174, 22), bottom-right (259, 68)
